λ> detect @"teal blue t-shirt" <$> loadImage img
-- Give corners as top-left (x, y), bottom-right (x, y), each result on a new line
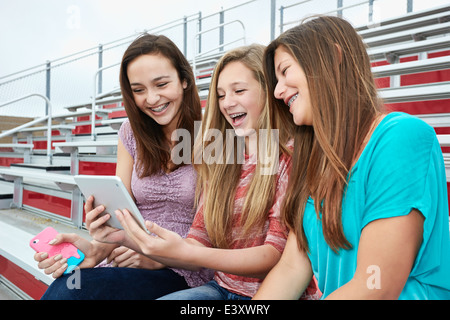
top-left (303, 112), bottom-right (450, 299)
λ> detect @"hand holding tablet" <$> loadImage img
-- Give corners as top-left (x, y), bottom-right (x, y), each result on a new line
top-left (74, 175), bottom-right (149, 233)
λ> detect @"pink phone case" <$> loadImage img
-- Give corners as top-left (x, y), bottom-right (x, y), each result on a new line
top-left (30, 227), bottom-right (84, 274)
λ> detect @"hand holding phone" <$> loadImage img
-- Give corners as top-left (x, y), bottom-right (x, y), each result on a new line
top-left (30, 227), bottom-right (85, 274)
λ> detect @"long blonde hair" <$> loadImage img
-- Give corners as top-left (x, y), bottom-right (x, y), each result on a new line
top-left (194, 44), bottom-right (294, 248)
top-left (264, 16), bottom-right (384, 252)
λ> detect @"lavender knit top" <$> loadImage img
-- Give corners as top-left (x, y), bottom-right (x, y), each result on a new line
top-left (98, 119), bottom-right (213, 287)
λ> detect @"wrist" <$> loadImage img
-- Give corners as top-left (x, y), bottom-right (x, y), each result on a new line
top-left (91, 240), bottom-right (119, 265)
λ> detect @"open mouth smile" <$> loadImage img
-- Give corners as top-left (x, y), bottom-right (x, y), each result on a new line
top-left (150, 102), bottom-right (169, 113)
top-left (287, 94), bottom-right (298, 108)
top-left (229, 112), bottom-right (247, 126)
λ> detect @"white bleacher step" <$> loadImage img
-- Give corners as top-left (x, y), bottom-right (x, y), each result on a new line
top-left (95, 87), bottom-right (121, 100)
top-left (358, 9), bottom-right (450, 38)
top-left (53, 139), bottom-right (118, 154)
top-left (51, 109), bottom-right (111, 123)
top-left (379, 81), bottom-right (450, 103)
top-left (11, 163), bottom-right (70, 173)
top-left (65, 95), bottom-right (124, 112)
top-left (63, 117), bottom-right (125, 131)
top-left (196, 77), bottom-right (212, 91)
top-left (367, 35), bottom-right (450, 62)
top-left (0, 182), bottom-right (13, 209)
top-left (0, 167), bottom-right (76, 191)
top-left (417, 113), bottom-right (450, 128)
top-left (8, 124), bottom-right (76, 133)
top-left (0, 144), bottom-right (34, 152)
top-left (443, 153), bottom-right (450, 183)
top-left (100, 118), bottom-right (125, 130)
top-left (372, 56), bottom-right (450, 78)
top-left (438, 134), bottom-right (450, 147)
top-left (364, 21), bottom-right (450, 48)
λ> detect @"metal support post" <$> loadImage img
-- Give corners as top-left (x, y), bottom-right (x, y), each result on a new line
top-left (220, 8), bottom-right (224, 52)
top-left (46, 61), bottom-right (51, 116)
top-left (337, 0), bottom-right (343, 18)
top-left (198, 11), bottom-right (202, 54)
top-left (183, 16), bottom-right (188, 56)
top-left (280, 6), bottom-right (284, 34)
top-left (270, 0), bottom-right (276, 41)
top-left (98, 44), bottom-right (103, 94)
top-left (407, 0), bottom-right (413, 13)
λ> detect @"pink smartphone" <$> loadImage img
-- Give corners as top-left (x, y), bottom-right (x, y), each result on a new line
top-left (30, 227), bottom-right (85, 275)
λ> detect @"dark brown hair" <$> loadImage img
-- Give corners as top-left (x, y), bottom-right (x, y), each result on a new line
top-left (264, 16), bottom-right (383, 252)
top-left (119, 33), bottom-right (202, 176)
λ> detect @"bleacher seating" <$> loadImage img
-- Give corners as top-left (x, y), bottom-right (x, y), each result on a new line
top-left (0, 4), bottom-right (449, 299)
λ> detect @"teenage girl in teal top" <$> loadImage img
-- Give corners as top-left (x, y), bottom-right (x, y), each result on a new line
top-left (254, 16), bottom-right (450, 300)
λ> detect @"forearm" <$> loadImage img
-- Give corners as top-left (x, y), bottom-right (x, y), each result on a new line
top-left (253, 231), bottom-right (313, 300)
top-left (146, 239), bottom-right (280, 278)
top-left (185, 243), bottom-right (281, 278)
top-left (253, 256), bottom-right (312, 300)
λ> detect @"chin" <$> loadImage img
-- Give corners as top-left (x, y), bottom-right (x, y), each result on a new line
top-left (235, 128), bottom-right (256, 137)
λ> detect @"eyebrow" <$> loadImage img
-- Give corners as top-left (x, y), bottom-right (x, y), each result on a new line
top-left (130, 75), bottom-right (171, 86)
top-left (217, 81), bottom-right (248, 90)
top-left (275, 59), bottom-right (288, 73)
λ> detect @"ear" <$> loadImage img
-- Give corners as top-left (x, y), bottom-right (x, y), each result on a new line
top-left (182, 79), bottom-right (188, 90)
top-left (334, 43), bottom-right (343, 64)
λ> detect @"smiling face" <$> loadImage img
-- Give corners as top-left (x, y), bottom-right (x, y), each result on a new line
top-left (217, 61), bottom-right (265, 136)
top-left (127, 53), bottom-right (187, 135)
top-left (273, 46), bottom-right (313, 126)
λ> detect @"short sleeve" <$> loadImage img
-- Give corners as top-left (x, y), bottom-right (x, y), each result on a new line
top-left (118, 119), bottom-right (136, 159)
top-left (362, 116), bottom-right (436, 226)
top-left (361, 114), bottom-right (448, 276)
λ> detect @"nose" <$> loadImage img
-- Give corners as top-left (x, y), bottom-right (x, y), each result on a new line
top-left (146, 90), bottom-right (160, 105)
top-left (273, 80), bottom-right (285, 101)
top-left (221, 94), bottom-right (237, 110)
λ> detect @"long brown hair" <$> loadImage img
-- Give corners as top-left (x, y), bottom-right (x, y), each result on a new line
top-left (194, 44), bottom-right (294, 248)
top-left (119, 33), bottom-right (202, 177)
top-left (264, 16), bottom-right (383, 252)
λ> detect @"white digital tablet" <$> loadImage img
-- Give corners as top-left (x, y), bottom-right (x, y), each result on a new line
top-left (74, 175), bottom-right (149, 233)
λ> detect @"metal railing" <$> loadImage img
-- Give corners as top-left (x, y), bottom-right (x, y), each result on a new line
top-left (192, 20), bottom-right (246, 78)
top-left (0, 93), bottom-right (53, 164)
top-left (91, 62), bottom-right (121, 141)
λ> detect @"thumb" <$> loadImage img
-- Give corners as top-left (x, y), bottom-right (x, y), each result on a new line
top-left (50, 233), bottom-right (80, 245)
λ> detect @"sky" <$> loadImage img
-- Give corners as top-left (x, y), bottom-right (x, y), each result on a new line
top-left (0, 0), bottom-right (250, 78)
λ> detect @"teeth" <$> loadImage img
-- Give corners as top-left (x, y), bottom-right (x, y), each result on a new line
top-left (230, 112), bottom-right (246, 119)
top-left (151, 103), bottom-right (169, 113)
top-left (288, 94), bottom-right (298, 107)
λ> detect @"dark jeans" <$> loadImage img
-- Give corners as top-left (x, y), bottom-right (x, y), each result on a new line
top-left (41, 267), bottom-right (189, 300)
